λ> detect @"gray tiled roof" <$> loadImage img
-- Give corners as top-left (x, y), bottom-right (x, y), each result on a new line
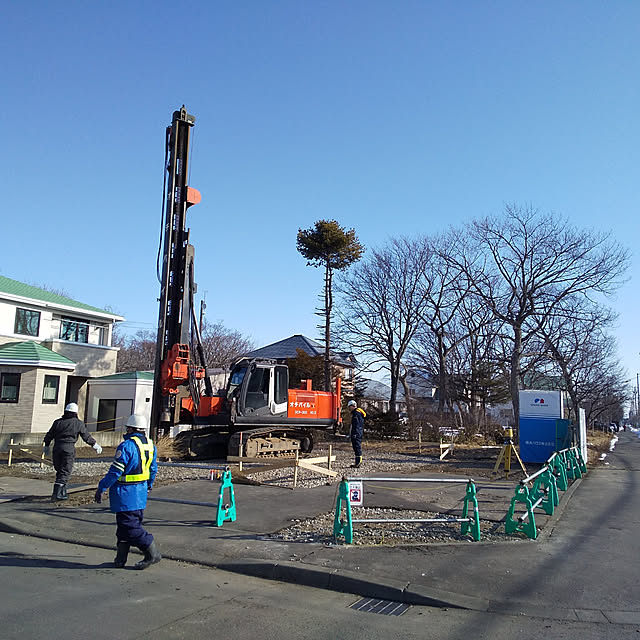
top-left (356, 378), bottom-right (405, 401)
top-left (245, 334), bottom-right (354, 367)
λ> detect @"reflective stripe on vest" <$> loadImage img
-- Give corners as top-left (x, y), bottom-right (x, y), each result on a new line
top-left (118, 436), bottom-right (154, 483)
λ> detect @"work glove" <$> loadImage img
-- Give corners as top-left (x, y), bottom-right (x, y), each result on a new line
top-left (147, 484), bottom-right (153, 492)
top-left (92, 443), bottom-right (103, 455)
top-left (43, 445), bottom-right (50, 456)
top-left (94, 489), bottom-right (103, 503)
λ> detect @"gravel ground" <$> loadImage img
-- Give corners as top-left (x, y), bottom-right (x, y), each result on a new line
top-left (0, 445), bottom-right (531, 543)
top-left (269, 507), bottom-right (515, 546)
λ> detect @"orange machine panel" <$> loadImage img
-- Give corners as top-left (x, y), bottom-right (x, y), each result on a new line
top-left (181, 395), bottom-right (225, 418)
top-left (287, 389), bottom-right (337, 421)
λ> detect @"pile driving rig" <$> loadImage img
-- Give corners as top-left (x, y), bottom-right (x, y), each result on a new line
top-left (150, 107), bottom-right (342, 458)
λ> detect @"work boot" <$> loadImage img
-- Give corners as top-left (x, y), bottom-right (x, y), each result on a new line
top-left (114, 542), bottom-right (130, 568)
top-left (60, 484), bottom-right (68, 500)
top-left (51, 483), bottom-right (64, 502)
top-left (134, 541), bottom-right (162, 570)
top-left (350, 456), bottom-right (362, 469)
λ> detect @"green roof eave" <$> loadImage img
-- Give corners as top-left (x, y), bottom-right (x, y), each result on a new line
top-left (0, 275), bottom-right (125, 321)
top-left (91, 371), bottom-right (154, 381)
top-left (0, 341), bottom-right (76, 370)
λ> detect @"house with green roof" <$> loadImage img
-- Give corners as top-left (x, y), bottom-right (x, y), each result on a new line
top-left (0, 275), bottom-right (124, 434)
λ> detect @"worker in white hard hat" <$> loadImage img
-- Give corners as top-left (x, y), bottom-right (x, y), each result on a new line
top-left (95, 414), bottom-right (161, 570)
top-left (347, 399), bottom-right (366, 468)
top-left (43, 402), bottom-right (103, 502)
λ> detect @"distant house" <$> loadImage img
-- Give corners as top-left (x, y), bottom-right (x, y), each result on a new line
top-left (244, 334), bottom-right (356, 390)
top-left (0, 275), bottom-right (124, 433)
top-left (405, 369), bottom-right (438, 401)
top-left (355, 377), bottom-right (406, 414)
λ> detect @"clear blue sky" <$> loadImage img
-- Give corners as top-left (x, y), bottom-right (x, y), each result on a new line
top-left (2, 2), bottom-right (639, 385)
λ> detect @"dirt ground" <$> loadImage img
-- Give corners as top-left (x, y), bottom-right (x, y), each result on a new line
top-left (0, 431), bottom-right (610, 485)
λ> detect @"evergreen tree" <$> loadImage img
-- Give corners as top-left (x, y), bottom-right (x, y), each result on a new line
top-left (297, 220), bottom-right (363, 391)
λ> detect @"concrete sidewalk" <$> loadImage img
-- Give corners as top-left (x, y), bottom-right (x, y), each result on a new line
top-left (0, 466), bottom-right (579, 611)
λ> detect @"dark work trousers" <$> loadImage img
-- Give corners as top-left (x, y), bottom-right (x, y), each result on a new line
top-left (116, 510), bottom-right (153, 550)
top-left (52, 443), bottom-right (76, 484)
top-left (350, 430), bottom-right (363, 458)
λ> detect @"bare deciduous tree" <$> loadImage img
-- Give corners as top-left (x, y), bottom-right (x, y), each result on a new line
top-left (335, 237), bottom-right (432, 408)
top-left (199, 320), bottom-right (255, 370)
top-left (448, 204), bottom-right (629, 427)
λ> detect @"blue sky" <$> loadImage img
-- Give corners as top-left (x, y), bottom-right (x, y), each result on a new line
top-left (2, 2), bottom-right (639, 385)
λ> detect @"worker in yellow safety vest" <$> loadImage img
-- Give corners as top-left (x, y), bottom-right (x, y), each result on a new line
top-left (95, 414), bottom-right (161, 570)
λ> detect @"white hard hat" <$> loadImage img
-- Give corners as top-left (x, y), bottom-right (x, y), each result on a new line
top-left (125, 414), bottom-right (148, 431)
top-left (65, 402), bottom-right (79, 413)
top-left (347, 400), bottom-right (357, 408)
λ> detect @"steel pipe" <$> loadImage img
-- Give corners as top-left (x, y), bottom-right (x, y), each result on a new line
top-left (351, 517), bottom-right (471, 524)
top-left (346, 477), bottom-right (473, 483)
top-left (520, 466), bottom-right (549, 485)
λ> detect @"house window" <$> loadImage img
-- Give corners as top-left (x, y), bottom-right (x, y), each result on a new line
top-left (60, 318), bottom-right (89, 343)
top-left (97, 399), bottom-right (117, 431)
top-left (42, 375), bottom-right (60, 404)
top-left (14, 308), bottom-right (41, 337)
top-left (0, 373), bottom-right (20, 402)
top-left (97, 326), bottom-right (108, 346)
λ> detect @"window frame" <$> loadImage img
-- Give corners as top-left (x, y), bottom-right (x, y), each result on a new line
top-left (0, 372), bottom-right (21, 403)
top-left (59, 317), bottom-right (89, 343)
top-left (14, 308), bottom-right (41, 337)
top-left (42, 374), bottom-right (60, 404)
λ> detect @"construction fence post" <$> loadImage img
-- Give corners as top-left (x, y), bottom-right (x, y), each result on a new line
top-left (461, 480), bottom-right (481, 541)
top-left (551, 454), bottom-right (568, 491)
top-left (215, 468), bottom-right (237, 527)
top-left (333, 479), bottom-right (353, 543)
top-left (505, 484), bottom-right (538, 540)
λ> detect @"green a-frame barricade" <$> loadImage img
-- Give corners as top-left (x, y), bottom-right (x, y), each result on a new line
top-left (333, 478), bottom-right (481, 543)
top-left (506, 446), bottom-right (587, 540)
top-left (216, 469), bottom-right (237, 527)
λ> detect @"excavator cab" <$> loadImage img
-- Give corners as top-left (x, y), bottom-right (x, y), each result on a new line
top-left (230, 359), bottom-right (288, 419)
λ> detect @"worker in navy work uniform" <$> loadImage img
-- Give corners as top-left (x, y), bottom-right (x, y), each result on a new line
top-left (95, 414), bottom-right (161, 570)
top-left (43, 402), bottom-right (102, 502)
top-left (348, 399), bottom-right (366, 468)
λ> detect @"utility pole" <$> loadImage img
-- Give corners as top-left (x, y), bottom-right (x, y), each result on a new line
top-left (199, 298), bottom-right (206, 334)
top-left (636, 372), bottom-right (639, 427)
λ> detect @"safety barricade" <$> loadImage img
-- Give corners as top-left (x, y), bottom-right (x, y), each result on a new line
top-left (149, 464), bottom-right (236, 527)
top-left (505, 446), bottom-right (586, 540)
top-left (333, 476), bottom-right (481, 544)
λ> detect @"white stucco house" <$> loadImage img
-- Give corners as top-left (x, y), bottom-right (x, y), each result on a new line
top-left (0, 275), bottom-right (124, 434)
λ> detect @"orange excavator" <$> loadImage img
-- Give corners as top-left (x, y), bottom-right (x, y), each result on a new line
top-left (150, 107), bottom-right (342, 458)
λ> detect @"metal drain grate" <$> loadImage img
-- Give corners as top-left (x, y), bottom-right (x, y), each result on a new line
top-left (349, 597), bottom-right (410, 616)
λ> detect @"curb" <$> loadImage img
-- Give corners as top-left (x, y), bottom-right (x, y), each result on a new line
top-left (0, 516), bottom-right (488, 610)
top-left (216, 559), bottom-right (490, 610)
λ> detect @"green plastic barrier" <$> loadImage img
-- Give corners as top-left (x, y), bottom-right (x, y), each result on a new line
top-left (216, 469), bottom-right (237, 527)
top-left (575, 447), bottom-right (587, 474)
top-left (531, 468), bottom-right (558, 514)
top-left (333, 479), bottom-right (353, 543)
top-left (550, 454), bottom-right (568, 491)
top-left (505, 484), bottom-right (538, 539)
top-left (461, 480), bottom-right (481, 542)
top-left (333, 478), bottom-right (481, 543)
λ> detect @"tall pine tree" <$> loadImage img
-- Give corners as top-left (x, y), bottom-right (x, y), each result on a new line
top-left (297, 220), bottom-right (363, 391)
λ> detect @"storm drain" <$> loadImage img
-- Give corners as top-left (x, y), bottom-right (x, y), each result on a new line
top-left (349, 597), bottom-right (410, 616)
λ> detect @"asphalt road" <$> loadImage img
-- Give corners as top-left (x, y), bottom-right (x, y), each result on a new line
top-left (2, 432), bottom-right (640, 639)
